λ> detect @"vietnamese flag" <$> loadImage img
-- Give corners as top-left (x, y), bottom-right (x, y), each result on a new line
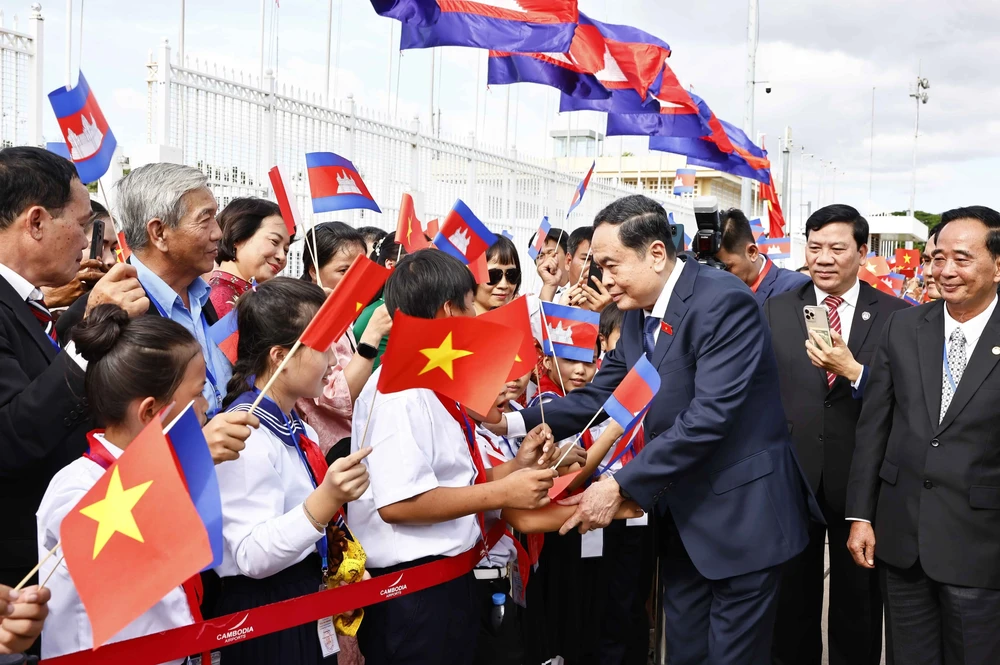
top-left (378, 312), bottom-right (522, 415)
top-left (479, 295), bottom-right (537, 381)
top-left (300, 254), bottom-right (391, 352)
top-left (395, 192), bottom-right (429, 253)
top-left (858, 265), bottom-right (879, 287)
top-left (60, 419), bottom-right (212, 646)
top-left (894, 248), bottom-right (920, 275)
top-left (863, 255), bottom-right (891, 277)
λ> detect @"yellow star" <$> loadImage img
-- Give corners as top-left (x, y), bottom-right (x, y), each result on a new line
top-left (79, 467), bottom-right (153, 559)
top-left (866, 262), bottom-right (876, 272)
top-left (515, 353), bottom-right (522, 362)
top-left (356, 301), bottom-right (363, 312)
top-left (903, 254), bottom-right (911, 264)
top-left (418, 332), bottom-right (474, 379)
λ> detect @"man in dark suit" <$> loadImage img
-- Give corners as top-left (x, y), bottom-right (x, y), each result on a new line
top-left (0, 147), bottom-right (148, 589)
top-left (765, 204), bottom-right (909, 665)
top-left (847, 206), bottom-right (1000, 664)
top-left (493, 195), bottom-right (820, 664)
top-left (714, 207), bottom-right (810, 305)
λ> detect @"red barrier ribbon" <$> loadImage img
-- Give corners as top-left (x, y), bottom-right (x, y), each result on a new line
top-left (41, 522), bottom-right (506, 665)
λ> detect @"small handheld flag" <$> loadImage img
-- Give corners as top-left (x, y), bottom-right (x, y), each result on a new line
top-left (209, 308), bottom-right (240, 365)
top-left (305, 152), bottom-right (381, 214)
top-left (300, 255), bottom-right (391, 352)
top-left (602, 356), bottom-right (660, 431)
top-left (672, 168), bottom-right (696, 195)
top-left (882, 272), bottom-right (905, 296)
top-left (268, 164), bottom-right (302, 237)
top-left (478, 295), bottom-right (537, 381)
top-left (863, 255), bottom-right (891, 277)
top-left (45, 141), bottom-right (71, 160)
top-left (567, 161), bottom-right (595, 217)
top-left (528, 216), bottom-right (552, 261)
top-left (758, 237), bottom-right (791, 260)
top-left (433, 199), bottom-right (497, 265)
top-left (540, 301), bottom-right (600, 362)
top-left (378, 312), bottom-right (522, 415)
top-left (395, 192), bottom-right (430, 253)
top-left (48, 72), bottom-right (117, 184)
top-left (894, 248), bottom-right (920, 275)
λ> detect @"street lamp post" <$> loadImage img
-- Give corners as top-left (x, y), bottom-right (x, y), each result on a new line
top-left (740, 0), bottom-right (758, 213)
top-left (908, 76), bottom-right (930, 218)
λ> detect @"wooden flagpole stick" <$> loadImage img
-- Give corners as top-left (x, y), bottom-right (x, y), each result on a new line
top-left (356, 391), bottom-right (380, 449)
top-left (248, 339), bottom-right (303, 414)
top-left (96, 179), bottom-right (128, 265)
top-left (13, 542), bottom-right (60, 592)
top-left (533, 367), bottom-right (546, 425)
top-left (307, 218), bottom-right (323, 289)
top-left (39, 556), bottom-right (64, 590)
top-left (396, 243), bottom-right (402, 265)
top-left (537, 305), bottom-right (568, 396)
top-left (550, 408), bottom-right (603, 470)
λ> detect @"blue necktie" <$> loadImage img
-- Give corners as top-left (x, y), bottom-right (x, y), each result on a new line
top-left (643, 315), bottom-right (660, 358)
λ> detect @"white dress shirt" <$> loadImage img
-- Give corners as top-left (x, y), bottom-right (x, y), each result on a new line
top-left (475, 427), bottom-right (519, 568)
top-left (943, 295), bottom-right (998, 360)
top-left (814, 279), bottom-right (865, 390)
top-left (0, 261), bottom-right (87, 368)
top-left (350, 367), bottom-right (482, 569)
top-left (214, 419), bottom-right (326, 579)
top-left (36, 434), bottom-right (192, 662)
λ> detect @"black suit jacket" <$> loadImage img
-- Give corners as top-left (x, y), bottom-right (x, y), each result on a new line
top-left (765, 280), bottom-right (909, 514)
top-left (0, 275), bottom-right (90, 584)
top-left (847, 299), bottom-right (1000, 588)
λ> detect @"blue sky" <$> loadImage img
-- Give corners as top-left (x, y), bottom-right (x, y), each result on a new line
top-left (10, 0), bottom-right (998, 224)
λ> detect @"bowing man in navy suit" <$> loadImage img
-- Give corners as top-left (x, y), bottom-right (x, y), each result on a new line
top-left (493, 195), bottom-right (822, 665)
top-left (713, 207), bottom-right (810, 305)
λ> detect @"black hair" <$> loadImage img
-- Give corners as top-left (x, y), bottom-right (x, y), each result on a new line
top-left (719, 208), bottom-right (756, 253)
top-left (599, 302), bottom-right (624, 341)
top-left (593, 195), bottom-right (676, 258)
top-left (73, 304), bottom-right (201, 427)
top-left (485, 235), bottom-right (522, 294)
top-left (86, 199), bottom-right (111, 236)
top-left (216, 197), bottom-right (287, 263)
top-left (804, 204), bottom-right (869, 248)
top-left (357, 225), bottom-right (387, 250)
top-left (383, 248), bottom-right (477, 319)
top-left (300, 222), bottom-right (368, 282)
top-left (0, 146), bottom-right (80, 230)
top-left (224, 277), bottom-right (327, 407)
top-left (376, 237), bottom-right (406, 266)
top-left (568, 227), bottom-right (593, 258)
top-left (936, 206), bottom-right (1000, 259)
top-left (527, 226), bottom-right (569, 255)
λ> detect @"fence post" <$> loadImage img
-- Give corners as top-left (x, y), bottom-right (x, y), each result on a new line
top-left (347, 94), bottom-right (357, 224)
top-left (466, 132), bottom-right (476, 209)
top-left (27, 3), bottom-right (43, 147)
top-left (262, 68), bottom-right (275, 188)
top-left (408, 114), bottom-right (420, 197)
top-left (156, 38), bottom-right (172, 147)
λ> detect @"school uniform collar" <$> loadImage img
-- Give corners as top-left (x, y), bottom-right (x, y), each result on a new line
top-left (227, 389), bottom-right (306, 448)
top-left (88, 431), bottom-right (125, 458)
top-left (131, 253), bottom-right (211, 315)
top-left (0, 261), bottom-right (44, 302)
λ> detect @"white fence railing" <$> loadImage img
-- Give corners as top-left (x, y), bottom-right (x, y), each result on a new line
top-left (144, 40), bottom-right (694, 277)
top-left (0, 4), bottom-right (43, 149)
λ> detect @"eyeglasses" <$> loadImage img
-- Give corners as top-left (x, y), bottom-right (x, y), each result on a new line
top-left (487, 268), bottom-right (521, 286)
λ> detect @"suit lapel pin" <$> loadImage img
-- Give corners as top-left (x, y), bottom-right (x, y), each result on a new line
top-left (661, 321), bottom-right (673, 336)
top-left (862, 311), bottom-right (871, 321)
top-left (992, 346), bottom-right (1000, 356)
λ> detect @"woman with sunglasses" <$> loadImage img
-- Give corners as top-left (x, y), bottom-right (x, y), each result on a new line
top-left (473, 235), bottom-right (522, 314)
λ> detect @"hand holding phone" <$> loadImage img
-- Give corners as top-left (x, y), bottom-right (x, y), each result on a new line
top-left (89, 219), bottom-right (105, 261)
top-left (803, 306), bottom-right (832, 346)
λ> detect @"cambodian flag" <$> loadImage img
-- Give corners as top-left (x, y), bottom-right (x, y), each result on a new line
top-left (649, 118), bottom-right (771, 184)
top-left (45, 141), bottom-right (71, 160)
top-left (48, 72), bottom-right (117, 184)
top-left (602, 355), bottom-right (660, 431)
top-left (528, 216), bottom-right (551, 260)
top-left (488, 50), bottom-right (609, 100)
top-left (374, 0), bottom-right (578, 53)
top-left (673, 168), bottom-right (695, 195)
top-left (305, 152), bottom-right (381, 214)
top-left (540, 301), bottom-right (599, 362)
top-left (882, 272), bottom-right (905, 295)
top-left (433, 199), bottom-right (497, 265)
top-left (606, 89), bottom-right (733, 153)
top-left (164, 402), bottom-right (224, 570)
top-left (759, 237), bottom-right (791, 260)
top-left (567, 161), bottom-right (594, 217)
top-left (209, 307), bottom-right (239, 365)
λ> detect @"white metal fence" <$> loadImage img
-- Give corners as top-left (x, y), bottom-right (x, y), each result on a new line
top-left (0, 4), bottom-right (43, 149)
top-left (144, 40), bottom-right (693, 277)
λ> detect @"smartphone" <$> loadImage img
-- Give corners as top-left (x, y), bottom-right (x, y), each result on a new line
top-left (670, 223), bottom-right (684, 251)
top-left (89, 219), bottom-right (105, 261)
top-left (803, 305), bottom-right (832, 346)
top-left (587, 261), bottom-right (603, 290)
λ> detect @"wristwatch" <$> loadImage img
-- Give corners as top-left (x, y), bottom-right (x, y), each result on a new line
top-left (356, 342), bottom-right (378, 360)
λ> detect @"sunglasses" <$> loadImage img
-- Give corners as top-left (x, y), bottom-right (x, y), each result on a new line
top-left (487, 268), bottom-right (521, 286)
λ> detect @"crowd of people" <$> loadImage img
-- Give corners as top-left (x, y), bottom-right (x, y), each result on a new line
top-left (0, 144), bottom-right (997, 665)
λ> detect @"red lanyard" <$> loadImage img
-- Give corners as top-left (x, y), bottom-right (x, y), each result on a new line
top-left (435, 395), bottom-right (488, 544)
top-left (750, 257), bottom-right (773, 293)
top-left (83, 430), bottom-right (211, 665)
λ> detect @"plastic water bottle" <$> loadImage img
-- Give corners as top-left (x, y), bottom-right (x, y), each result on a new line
top-left (489, 592), bottom-right (506, 635)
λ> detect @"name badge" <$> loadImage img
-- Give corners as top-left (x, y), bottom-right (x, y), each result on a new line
top-left (318, 615), bottom-right (340, 658)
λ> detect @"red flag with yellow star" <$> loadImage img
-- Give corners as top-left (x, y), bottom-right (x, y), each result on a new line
top-left (60, 419), bottom-right (212, 646)
top-left (478, 295), bottom-right (537, 381)
top-left (378, 312), bottom-right (522, 414)
top-left (894, 248), bottom-right (920, 276)
top-left (395, 192), bottom-right (430, 253)
top-left (300, 254), bottom-right (391, 352)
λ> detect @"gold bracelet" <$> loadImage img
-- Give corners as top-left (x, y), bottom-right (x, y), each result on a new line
top-left (302, 503), bottom-right (328, 531)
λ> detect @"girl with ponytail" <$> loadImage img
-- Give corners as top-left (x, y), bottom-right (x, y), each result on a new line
top-left (214, 276), bottom-right (371, 665)
top-left (36, 305), bottom-right (223, 662)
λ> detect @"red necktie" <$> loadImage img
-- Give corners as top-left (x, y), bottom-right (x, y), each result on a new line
top-left (824, 295), bottom-right (844, 388)
top-left (435, 394), bottom-right (488, 544)
top-left (27, 296), bottom-right (59, 346)
top-left (180, 575), bottom-right (211, 665)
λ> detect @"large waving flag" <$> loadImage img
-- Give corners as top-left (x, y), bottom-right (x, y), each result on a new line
top-left (60, 419), bottom-right (212, 646)
top-left (433, 199), bottom-right (498, 265)
top-left (478, 295), bottom-right (537, 381)
top-left (378, 312), bottom-right (522, 415)
top-left (649, 118), bottom-right (771, 184)
top-left (374, 0), bottom-right (578, 53)
top-left (540, 301), bottom-right (599, 362)
top-left (395, 192), bottom-right (430, 253)
top-left (306, 152), bottom-right (381, 214)
top-left (759, 176), bottom-right (785, 238)
top-left (48, 72), bottom-right (117, 184)
top-left (606, 89), bottom-right (733, 154)
top-left (300, 255), bottom-right (391, 352)
top-left (567, 161), bottom-right (595, 217)
top-left (602, 355), bottom-right (660, 431)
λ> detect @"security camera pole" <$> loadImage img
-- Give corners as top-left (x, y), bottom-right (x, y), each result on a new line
top-left (740, 0), bottom-right (759, 213)
top-left (908, 72), bottom-right (930, 218)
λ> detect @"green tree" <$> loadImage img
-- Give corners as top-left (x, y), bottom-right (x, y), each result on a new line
top-left (891, 210), bottom-right (941, 229)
